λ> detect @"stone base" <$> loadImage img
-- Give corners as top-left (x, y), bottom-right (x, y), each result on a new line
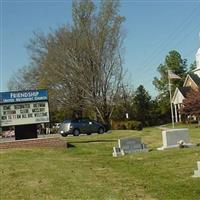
top-left (112, 147), bottom-right (123, 157)
top-left (112, 146), bottom-right (148, 157)
top-left (121, 148), bottom-right (148, 155)
top-left (192, 170), bottom-right (200, 177)
top-left (157, 143), bottom-right (194, 150)
top-left (112, 152), bottom-right (122, 157)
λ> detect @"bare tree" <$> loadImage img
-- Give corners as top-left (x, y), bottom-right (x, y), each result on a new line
top-left (8, 0), bottom-right (125, 124)
top-left (8, 65), bottom-right (40, 91)
top-left (64, 0), bottom-right (125, 123)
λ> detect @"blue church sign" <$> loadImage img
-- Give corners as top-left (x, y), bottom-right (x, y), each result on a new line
top-left (0, 89), bottom-right (49, 127)
top-left (0, 89), bottom-right (48, 104)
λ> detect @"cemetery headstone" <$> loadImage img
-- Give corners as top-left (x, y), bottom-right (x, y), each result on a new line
top-left (112, 137), bottom-right (148, 157)
top-left (192, 161), bottom-right (200, 178)
top-left (157, 128), bottom-right (194, 150)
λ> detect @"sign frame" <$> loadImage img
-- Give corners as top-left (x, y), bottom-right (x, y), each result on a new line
top-left (0, 89), bottom-right (50, 127)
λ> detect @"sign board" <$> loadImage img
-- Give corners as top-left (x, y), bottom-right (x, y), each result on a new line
top-left (0, 90), bottom-right (50, 127)
top-left (0, 90), bottom-right (48, 104)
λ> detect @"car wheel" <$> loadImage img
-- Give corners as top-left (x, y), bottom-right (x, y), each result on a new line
top-left (73, 129), bottom-right (80, 136)
top-left (98, 127), bottom-right (104, 134)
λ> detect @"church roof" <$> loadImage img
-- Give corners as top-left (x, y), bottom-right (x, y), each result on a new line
top-left (172, 86), bottom-right (191, 104)
top-left (179, 86), bottom-right (192, 98)
top-left (189, 73), bottom-right (200, 86)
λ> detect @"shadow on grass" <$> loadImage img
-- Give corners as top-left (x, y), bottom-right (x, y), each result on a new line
top-left (69, 139), bottom-right (117, 146)
top-left (67, 143), bottom-right (76, 148)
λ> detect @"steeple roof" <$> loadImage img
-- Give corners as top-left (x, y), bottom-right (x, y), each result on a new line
top-left (196, 47), bottom-right (200, 69)
top-left (189, 73), bottom-right (200, 86)
top-left (197, 48), bottom-right (200, 55)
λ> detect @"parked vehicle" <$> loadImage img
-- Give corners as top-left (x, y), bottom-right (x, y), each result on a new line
top-left (59, 119), bottom-right (106, 136)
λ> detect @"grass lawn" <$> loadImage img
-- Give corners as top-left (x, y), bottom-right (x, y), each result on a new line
top-left (0, 124), bottom-right (200, 200)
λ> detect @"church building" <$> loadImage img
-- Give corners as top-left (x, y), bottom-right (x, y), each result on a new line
top-left (172, 46), bottom-right (200, 122)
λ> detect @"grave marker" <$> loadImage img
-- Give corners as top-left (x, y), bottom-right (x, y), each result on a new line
top-left (112, 137), bottom-right (148, 157)
top-left (192, 161), bottom-right (200, 178)
top-left (157, 128), bottom-right (193, 150)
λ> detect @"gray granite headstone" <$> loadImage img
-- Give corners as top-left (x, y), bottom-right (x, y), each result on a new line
top-left (157, 128), bottom-right (194, 150)
top-left (118, 137), bottom-right (148, 155)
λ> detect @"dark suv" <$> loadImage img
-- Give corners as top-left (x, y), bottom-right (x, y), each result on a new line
top-left (59, 119), bottom-right (106, 136)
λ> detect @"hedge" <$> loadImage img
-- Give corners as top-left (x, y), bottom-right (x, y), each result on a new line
top-left (111, 120), bottom-right (143, 131)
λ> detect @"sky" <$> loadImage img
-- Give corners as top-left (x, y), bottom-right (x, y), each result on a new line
top-left (1, 0), bottom-right (200, 97)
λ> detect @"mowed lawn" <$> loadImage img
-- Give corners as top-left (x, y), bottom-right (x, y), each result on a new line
top-left (1, 125), bottom-right (200, 200)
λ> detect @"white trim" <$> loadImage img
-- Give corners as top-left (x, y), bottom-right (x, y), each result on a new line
top-left (183, 74), bottom-right (198, 88)
top-left (172, 87), bottom-right (185, 104)
top-left (172, 87), bottom-right (179, 103)
top-left (174, 104), bottom-right (178, 123)
top-left (178, 104), bottom-right (182, 122)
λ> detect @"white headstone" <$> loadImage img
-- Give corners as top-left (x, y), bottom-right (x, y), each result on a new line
top-left (112, 147), bottom-right (122, 157)
top-left (157, 128), bottom-right (194, 150)
top-left (192, 161), bottom-right (200, 178)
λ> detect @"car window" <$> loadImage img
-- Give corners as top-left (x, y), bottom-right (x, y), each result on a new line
top-left (63, 120), bottom-right (71, 123)
top-left (80, 119), bottom-right (89, 123)
top-left (71, 119), bottom-right (79, 123)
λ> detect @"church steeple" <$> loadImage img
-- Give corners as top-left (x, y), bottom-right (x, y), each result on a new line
top-left (196, 47), bottom-right (200, 69)
top-left (193, 35), bottom-right (200, 77)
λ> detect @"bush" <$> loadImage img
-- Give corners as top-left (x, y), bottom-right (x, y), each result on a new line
top-left (112, 120), bottom-right (143, 131)
top-left (50, 127), bottom-right (58, 134)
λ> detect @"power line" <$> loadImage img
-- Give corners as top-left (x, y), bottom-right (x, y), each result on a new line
top-left (145, 23), bottom-right (200, 72)
top-left (136, 26), bottom-right (200, 96)
top-left (135, 20), bottom-right (200, 79)
top-left (132, 3), bottom-right (200, 75)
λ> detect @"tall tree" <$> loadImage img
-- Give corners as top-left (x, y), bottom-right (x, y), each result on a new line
top-left (153, 50), bottom-right (187, 94)
top-left (133, 85), bottom-right (151, 125)
top-left (111, 84), bottom-right (135, 120)
top-left (8, 0), bottom-right (125, 125)
top-left (153, 50), bottom-right (187, 116)
top-left (7, 65), bottom-right (40, 91)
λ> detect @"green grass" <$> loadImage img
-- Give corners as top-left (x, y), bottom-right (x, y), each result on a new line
top-left (1, 125), bottom-right (200, 200)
